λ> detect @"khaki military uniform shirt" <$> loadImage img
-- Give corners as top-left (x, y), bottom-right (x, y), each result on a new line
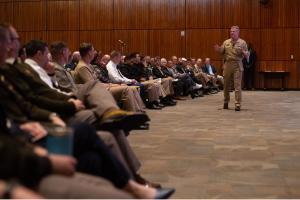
top-left (220, 38), bottom-right (248, 70)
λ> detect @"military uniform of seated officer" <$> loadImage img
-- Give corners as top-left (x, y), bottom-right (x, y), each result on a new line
top-left (73, 43), bottom-right (145, 113)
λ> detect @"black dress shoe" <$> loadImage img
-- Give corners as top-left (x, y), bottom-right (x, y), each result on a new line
top-left (153, 101), bottom-right (165, 108)
top-left (235, 105), bottom-right (241, 111)
top-left (155, 188), bottom-right (175, 199)
top-left (134, 123), bottom-right (150, 130)
top-left (223, 103), bottom-right (228, 109)
top-left (99, 111), bottom-right (150, 131)
top-left (162, 100), bottom-right (177, 106)
top-left (147, 103), bottom-right (162, 110)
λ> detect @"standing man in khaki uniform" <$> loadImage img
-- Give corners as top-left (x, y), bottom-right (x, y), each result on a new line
top-left (214, 26), bottom-right (249, 111)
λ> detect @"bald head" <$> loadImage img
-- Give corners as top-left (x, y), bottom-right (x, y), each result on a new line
top-left (101, 54), bottom-right (110, 65)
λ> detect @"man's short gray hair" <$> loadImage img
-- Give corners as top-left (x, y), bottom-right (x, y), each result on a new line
top-left (231, 25), bottom-right (240, 32)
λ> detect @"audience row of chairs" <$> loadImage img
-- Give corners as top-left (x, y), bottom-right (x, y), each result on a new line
top-left (0, 22), bottom-right (223, 198)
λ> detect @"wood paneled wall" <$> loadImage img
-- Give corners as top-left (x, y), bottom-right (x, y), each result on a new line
top-left (0, 0), bottom-right (299, 89)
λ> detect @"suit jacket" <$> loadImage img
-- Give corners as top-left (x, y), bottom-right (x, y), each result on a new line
top-left (118, 63), bottom-right (133, 79)
top-left (152, 66), bottom-right (168, 79)
top-left (74, 60), bottom-right (98, 84)
top-left (161, 66), bottom-right (173, 77)
top-left (176, 64), bottom-right (187, 74)
top-left (53, 62), bottom-right (78, 93)
top-left (92, 65), bottom-right (110, 83)
top-left (1, 60), bottom-right (76, 118)
top-left (202, 65), bottom-right (217, 75)
top-left (0, 71), bottom-right (52, 122)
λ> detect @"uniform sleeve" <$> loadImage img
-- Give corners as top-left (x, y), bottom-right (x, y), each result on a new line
top-left (220, 41), bottom-right (226, 54)
top-left (77, 66), bottom-right (95, 83)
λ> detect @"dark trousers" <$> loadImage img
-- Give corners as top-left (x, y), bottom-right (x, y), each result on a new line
top-left (243, 67), bottom-right (255, 89)
top-left (72, 123), bottom-right (130, 189)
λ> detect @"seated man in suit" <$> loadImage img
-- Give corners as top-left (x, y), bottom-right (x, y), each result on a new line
top-left (74, 43), bottom-right (145, 113)
top-left (202, 57), bottom-right (224, 90)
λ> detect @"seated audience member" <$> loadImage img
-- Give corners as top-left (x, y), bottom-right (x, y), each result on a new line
top-left (65, 51), bottom-right (81, 70)
top-left (5, 25), bottom-right (148, 132)
top-left (74, 43), bottom-right (145, 113)
top-left (48, 41), bottom-right (159, 183)
top-left (0, 22), bottom-right (175, 199)
top-left (202, 57), bottom-right (224, 90)
top-left (120, 53), bottom-right (176, 108)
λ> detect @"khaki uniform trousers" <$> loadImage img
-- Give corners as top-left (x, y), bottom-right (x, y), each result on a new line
top-left (161, 77), bottom-right (174, 96)
top-left (142, 80), bottom-right (164, 101)
top-left (107, 85), bottom-right (144, 112)
top-left (223, 61), bottom-right (243, 106)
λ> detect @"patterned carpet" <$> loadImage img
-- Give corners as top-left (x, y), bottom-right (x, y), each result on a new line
top-left (129, 91), bottom-right (300, 198)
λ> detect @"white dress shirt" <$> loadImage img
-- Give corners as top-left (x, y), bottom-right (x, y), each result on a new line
top-left (25, 58), bottom-right (54, 88)
top-left (106, 60), bottom-right (132, 84)
top-left (25, 58), bottom-right (70, 95)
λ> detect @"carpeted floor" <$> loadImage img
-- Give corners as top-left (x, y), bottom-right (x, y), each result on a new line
top-left (129, 91), bottom-right (300, 198)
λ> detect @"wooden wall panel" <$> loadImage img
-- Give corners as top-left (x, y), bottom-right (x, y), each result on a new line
top-left (13, 1), bottom-right (46, 31)
top-left (80, 0), bottom-right (113, 30)
top-left (186, 29), bottom-right (227, 60)
top-left (114, 0), bottom-right (149, 29)
top-left (186, 0), bottom-right (222, 28)
top-left (0, 0), bottom-right (299, 89)
top-left (261, 0), bottom-right (299, 28)
top-left (149, 0), bottom-right (185, 29)
top-left (240, 29), bottom-right (261, 60)
top-left (79, 31), bottom-right (113, 55)
top-left (47, 0), bottom-right (79, 30)
top-left (261, 29), bottom-right (299, 61)
top-left (223, 0), bottom-right (260, 28)
top-left (18, 31), bottom-right (48, 46)
top-left (47, 31), bottom-right (79, 52)
top-left (0, 2), bottom-right (13, 23)
top-left (113, 30), bottom-right (148, 55)
top-left (149, 30), bottom-right (185, 58)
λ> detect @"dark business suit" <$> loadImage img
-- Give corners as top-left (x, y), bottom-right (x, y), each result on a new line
top-left (243, 49), bottom-right (256, 89)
